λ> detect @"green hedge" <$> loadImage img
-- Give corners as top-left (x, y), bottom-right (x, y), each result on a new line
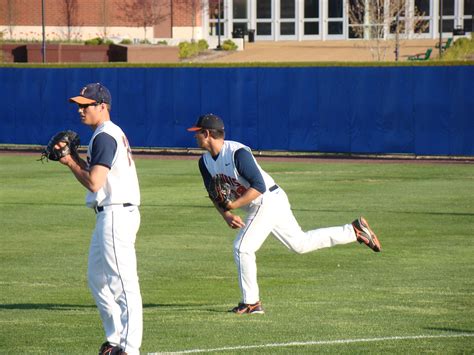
top-left (178, 40), bottom-right (209, 59)
top-left (84, 37), bottom-right (114, 45)
top-left (439, 36), bottom-right (474, 61)
top-left (1, 60), bottom-right (473, 68)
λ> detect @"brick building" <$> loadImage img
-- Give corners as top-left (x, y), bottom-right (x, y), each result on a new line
top-left (0, 0), bottom-right (472, 43)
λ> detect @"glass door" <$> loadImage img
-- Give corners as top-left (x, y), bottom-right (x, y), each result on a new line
top-left (209, 0), bottom-right (226, 38)
top-left (414, 0), bottom-right (432, 37)
top-left (279, 0), bottom-right (297, 39)
top-left (303, 0), bottom-right (320, 39)
top-left (327, 0), bottom-right (345, 39)
top-left (233, 0), bottom-right (249, 35)
top-left (463, 0), bottom-right (473, 33)
top-left (256, 0), bottom-right (274, 40)
top-left (439, 0), bottom-right (456, 34)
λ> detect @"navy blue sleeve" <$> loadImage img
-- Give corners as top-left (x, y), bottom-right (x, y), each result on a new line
top-left (234, 148), bottom-right (266, 194)
top-left (90, 132), bottom-right (117, 169)
top-left (198, 157), bottom-right (212, 192)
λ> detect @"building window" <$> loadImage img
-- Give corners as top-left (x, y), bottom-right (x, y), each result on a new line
top-left (414, 0), bottom-right (431, 34)
top-left (348, 0), bottom-right (386, 39)
top-left (281, 0), bottom-right (295, 18)
top-left (440, 0), bottom-right (455, 33)
top-left (464, 0), bottom-right (473, 32)
top-left (304, 0), bottom-right (319, 35)
top-left (281, 22), bottom-right (295, 35)
top-left (256, 0), bottom-right (273, 37)
top-left (390, 0), bottom-right (406, 36)
top-left (209, 0), bottom-right (225, 37)
top-left (233, 0), bottom-right (247, 18)
top-left (257, 0), bottom-right (272, 18)
top-left (233, 0), bottom-right (249, 33)
top-left (257, 22), bottom-right (272, 35)
top-left (328, 0), bottom-right (344, 36)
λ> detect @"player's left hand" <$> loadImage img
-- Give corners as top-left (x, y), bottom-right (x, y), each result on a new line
top-left (223, 212), bottom-right (245, 229)
top-left (40, 130), bottom-right (80, 162)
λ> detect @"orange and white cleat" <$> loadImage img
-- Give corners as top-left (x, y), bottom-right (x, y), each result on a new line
top-left (352, 217), bottom-right (381, 252)
top-left (230, 301), bottom-right (265, 314)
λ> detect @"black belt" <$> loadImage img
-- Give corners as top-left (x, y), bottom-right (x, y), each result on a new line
top-left (269, 184), bottom-right (279, 192)
top-left (95, 203), bottom-right (133, 213)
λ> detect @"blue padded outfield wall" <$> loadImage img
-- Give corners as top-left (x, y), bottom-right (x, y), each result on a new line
top-left (0, 66), bottom-right (472, 156)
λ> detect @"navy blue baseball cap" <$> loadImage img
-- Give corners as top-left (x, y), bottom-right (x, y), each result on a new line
top-left (69, 83), bottom-right (112, 107)
top-left (187, 113), bottom-right (225, 131)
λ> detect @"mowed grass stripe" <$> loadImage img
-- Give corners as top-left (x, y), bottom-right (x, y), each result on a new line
top-left (150, 333), bottom-right (474, 354)
top-left (0, 155), bottom-right (473, 354)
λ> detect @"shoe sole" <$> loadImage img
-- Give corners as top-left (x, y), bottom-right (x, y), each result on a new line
top-left (233, 310), bottom-right (265, 314)
top-left (230, 304), bottom-right (265, 314)
top-left (359, 217), bottom-right (381, 252)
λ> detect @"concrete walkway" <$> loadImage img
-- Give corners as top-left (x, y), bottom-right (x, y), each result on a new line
top-left (191, 39), bottom-right (440, 63)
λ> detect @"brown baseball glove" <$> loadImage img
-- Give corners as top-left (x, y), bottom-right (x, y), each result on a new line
top-left (40, 130), bottom-right (80, 162)
top-left (208, 175), bottom-right (236, 211)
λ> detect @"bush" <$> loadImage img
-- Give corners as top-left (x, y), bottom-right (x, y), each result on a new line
top-left (120, 39), bottom-right (132, 45)
top-left (221, 39), bottom-right (237, 51)
top-left (197, 39), bottom-right (209, 51)
top-left (84, 37), bottom-right (113, 45)
top-left (157, 40), bottom-right (168, 45)
top-left (179, 41), bottom-right (198, 59)
top-left (179, 40), bottom-right (209, 59)
top-left (440, 35), bottom-right (474, 61)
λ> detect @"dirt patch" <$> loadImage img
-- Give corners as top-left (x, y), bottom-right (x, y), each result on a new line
top-left (2, 148), bottom-right (472, 165)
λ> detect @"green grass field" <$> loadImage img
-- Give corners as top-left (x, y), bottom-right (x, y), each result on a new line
top-left (1, 154), bottom-right (473, 354)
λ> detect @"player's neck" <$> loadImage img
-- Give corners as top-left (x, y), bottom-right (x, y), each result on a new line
top-left (90, 115), bottom-right (111, 130)
top-left (209, 139), bottom-right (224, 158)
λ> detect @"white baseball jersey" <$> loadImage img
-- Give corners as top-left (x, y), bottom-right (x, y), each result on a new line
top-left (200, 140), bottom-right (357, 305)
top-left (202, 140), bottom-right (275, 211)
top-left (85, 120), bottom-right (142, 354)
top-left (86, 121), bottom-right (140, 208)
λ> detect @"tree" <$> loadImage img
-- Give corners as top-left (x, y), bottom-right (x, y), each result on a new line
top-left (119, 0), bottom-right (168, 42)
top-left (175, 0), bottom-right (206, 42)
top-left (101, 0), bottom-right (109, 39)
top-left (61, 0), bottom-right (79, 41)
top-left (6, 0), bottom-right (15, 39)
top-left (348, 0), bottom-right (429, 61)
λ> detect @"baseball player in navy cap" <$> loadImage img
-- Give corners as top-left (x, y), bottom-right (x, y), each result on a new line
top-left (189, 113), bottom-right (381, 314)
top-left (59, 83), bottom-right (142, 354)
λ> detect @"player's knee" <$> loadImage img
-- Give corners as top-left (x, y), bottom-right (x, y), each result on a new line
top-left (290, 244), bottom-right (310, 255)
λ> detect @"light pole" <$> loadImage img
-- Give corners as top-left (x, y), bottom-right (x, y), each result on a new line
top-left (216, 0), bottom-right (222, 50)
top-left (41, 0), bottom-right (46, 63)
top-left (394, 1), bottom-right (400, 61)
top-left (439, 0), bottom-right (443, 57)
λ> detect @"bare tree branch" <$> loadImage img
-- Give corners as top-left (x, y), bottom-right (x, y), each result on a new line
top-left (62, 0), bottom-right (79, 41)
top-left (174, 0), bottom-right (206, 42)
top-left (348, 0), bottom-right (429, 61)
top-left (6, 0), bottom-right (16, 39)
top-left (119, 0), bottom-right (168, 42)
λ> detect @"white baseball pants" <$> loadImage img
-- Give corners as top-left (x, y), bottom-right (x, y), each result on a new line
top-left (88, 205), bottom-right (142, 355)
top-left (233, 188), bottom-right (357, 305)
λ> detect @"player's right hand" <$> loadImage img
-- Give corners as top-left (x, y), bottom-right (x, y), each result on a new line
top-left (223, 212), bottom-right (245, 229)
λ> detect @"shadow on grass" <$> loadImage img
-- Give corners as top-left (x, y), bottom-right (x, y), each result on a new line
top-left (144, 303), bottom-right (230, 313)
top-left (425, 327), bottom-right (474, 334)
top-left (0, 202), bottom-right (213, 209)
top-left (0, 303), bottom-right (229, 313)
top-left (0, 303), bottom-right (95, 310)
top-left (2, 202), bottom-right (473, 217)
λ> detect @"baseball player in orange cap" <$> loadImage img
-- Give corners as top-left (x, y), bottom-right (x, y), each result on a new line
top-left (188, 113), bottom-right (381, 314)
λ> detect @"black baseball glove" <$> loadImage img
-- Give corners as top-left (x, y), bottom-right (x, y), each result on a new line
top-left (208, 175), bottom-right (235, 211)
top-left (40, 130), bottom-right (80, 162)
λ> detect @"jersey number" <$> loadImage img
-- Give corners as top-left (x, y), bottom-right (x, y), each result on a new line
top-left (122, 135), bottom-right (133, 166)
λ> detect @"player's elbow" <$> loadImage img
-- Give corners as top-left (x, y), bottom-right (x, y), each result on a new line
top-left (88, 185), bottom-right (101, 193)
top-left (87, 180), bottom-right (105, 193)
